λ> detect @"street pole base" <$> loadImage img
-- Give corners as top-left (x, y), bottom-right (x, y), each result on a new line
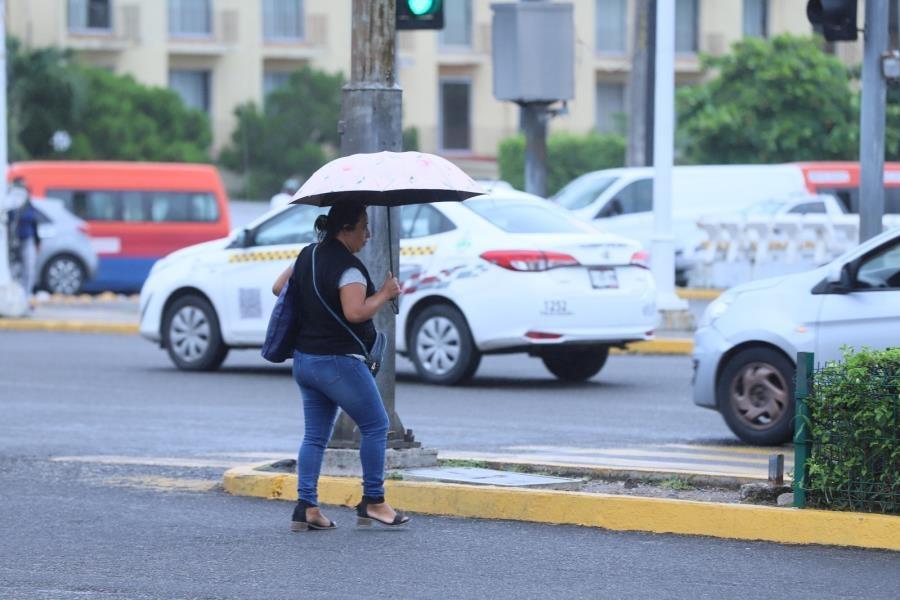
top-left (327, 428), bottom-right (421, 450)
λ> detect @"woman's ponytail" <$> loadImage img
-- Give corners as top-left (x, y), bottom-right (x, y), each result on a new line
top-left (314, 214), bottom-right (330, 242)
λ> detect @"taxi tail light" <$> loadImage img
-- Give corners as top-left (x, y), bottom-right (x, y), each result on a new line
top-left (630, 250), bottom-right (650, 269)
top-left (480, 250), bottom-right (580, 272)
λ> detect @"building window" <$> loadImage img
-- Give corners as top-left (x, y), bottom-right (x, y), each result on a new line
top-left (263, 0), bottom-right (305, 41)
top-left (675, 0), bottom-right (699, 53)
top-left (440, 79), bottom-right (471, 151)
top-left (68, 0), bottom-right (112, 32)
top-left (169, 0), bottom-right (212, 36)
top-left (170, 70), bottom-right (211, 113)
top-left (595, 82), bottom-right (625, 134)
top-left (440, 0), bottom-right (473, 48)
top-left (263, 72), bottom-right (291, 100)
top-left (743, 0), bottom-right (768, 38)
top-left (595, 0), bottom-right (627, 53)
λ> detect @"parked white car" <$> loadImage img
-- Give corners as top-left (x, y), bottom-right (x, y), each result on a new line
top-left (139, 191), bottom-right (658, 384)
top-left (693, 227), bottom-right (900, 445)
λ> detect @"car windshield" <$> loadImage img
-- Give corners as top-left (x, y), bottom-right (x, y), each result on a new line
top-left (465, 199), bottom-right (590, 234)
top-left (551, 174), bottom-right (617, 210)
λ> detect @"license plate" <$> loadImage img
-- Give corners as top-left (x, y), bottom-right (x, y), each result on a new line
top-left (589, 268), bottom-right (618, 289)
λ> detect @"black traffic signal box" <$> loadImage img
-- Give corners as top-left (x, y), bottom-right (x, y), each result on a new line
top-left (396, 0), bottom-right (444, 30)
top-left (807, 0), bottom-right (858, 42)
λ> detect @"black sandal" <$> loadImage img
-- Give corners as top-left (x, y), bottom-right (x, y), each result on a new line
top-left (291, 500), bottom-right (337, 532)
top-left (356, 495), bottom-right (411, 528)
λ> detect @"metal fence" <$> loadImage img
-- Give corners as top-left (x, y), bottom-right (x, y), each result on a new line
top-left (793, 352), bottom-right (900, 514)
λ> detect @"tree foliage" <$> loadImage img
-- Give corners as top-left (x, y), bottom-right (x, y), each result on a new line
top-left (498, 131), bottom-right (625, 196)
top-left (6, 38), bottom-right (211, 163)
top-left (676, 34), bottom-right (900, 164)
top-left (219, 66), bottom-right (344, 198)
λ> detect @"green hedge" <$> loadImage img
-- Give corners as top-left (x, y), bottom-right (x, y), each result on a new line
top-left (497, 131), bottom-right (625, 197)
top-left (805, 348), bottom-right (900, 514)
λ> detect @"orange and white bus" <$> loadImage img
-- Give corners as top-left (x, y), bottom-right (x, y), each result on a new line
top-left (795, 161), bottom-right (900, 214)
top-left (9, 161), bottom-right (232, 292)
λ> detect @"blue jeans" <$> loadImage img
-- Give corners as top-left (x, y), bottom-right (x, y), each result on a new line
top-left (292, 351), bottom-right (389, 506)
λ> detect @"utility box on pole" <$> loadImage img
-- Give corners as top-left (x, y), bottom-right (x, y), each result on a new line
top-left (491, 1), bottom-right (573, 198)
top-left (492, 2), bottom-right (574, 103)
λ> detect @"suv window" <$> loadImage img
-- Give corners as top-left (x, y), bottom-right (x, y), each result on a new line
top-left (856, 241), bottom-right (900, 290)
top-left (400, 204), bottom-right (455, 239)
top-left (552, 174), bottom-right (617, 210)
top-left (253, 206), bottom-right (325, 246)
top-left (599, 178), bottom-right (652, 217)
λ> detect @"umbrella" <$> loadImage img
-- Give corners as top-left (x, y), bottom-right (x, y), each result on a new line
top-left (291, 151), bottom-right (486, 314)
top-left (290, 151), bottom-right (485, 207)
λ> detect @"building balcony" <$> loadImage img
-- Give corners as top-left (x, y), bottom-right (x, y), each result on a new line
top-left (64, 4), bottom-right (139, 53)
top-left (167, 10), bottom-right (239, 56)
top-left (261, 14), bottom-right (328, 60)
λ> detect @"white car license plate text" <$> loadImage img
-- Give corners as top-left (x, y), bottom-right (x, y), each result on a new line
top-left (589, 268), bottom-right (618, 289)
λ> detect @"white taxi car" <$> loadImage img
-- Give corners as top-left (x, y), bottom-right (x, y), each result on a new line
top-left (139, 191), bottom-right (658, 384)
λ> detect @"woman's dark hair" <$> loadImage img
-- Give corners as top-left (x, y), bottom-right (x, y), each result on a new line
top-left (314, 199), bottom-right (368, 242)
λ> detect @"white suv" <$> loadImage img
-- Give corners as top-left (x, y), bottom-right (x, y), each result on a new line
top-left (693, 228), bottom-right (900, 445)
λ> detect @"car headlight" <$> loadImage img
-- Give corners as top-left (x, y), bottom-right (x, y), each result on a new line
top-left (698, 294), bottom-right (735, 328)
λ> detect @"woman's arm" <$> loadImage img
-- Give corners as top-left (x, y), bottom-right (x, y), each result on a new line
top-left (272, 263), bottom-right (293, 296)
top-left (340, 272), bottom-right (401, 323)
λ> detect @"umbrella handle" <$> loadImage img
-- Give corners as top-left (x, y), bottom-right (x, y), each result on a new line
top-left (390, 298), bottom-right (399, 315)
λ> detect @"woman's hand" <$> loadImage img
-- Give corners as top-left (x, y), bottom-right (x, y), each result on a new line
top-left (379, 272), bottom-right (401, 300)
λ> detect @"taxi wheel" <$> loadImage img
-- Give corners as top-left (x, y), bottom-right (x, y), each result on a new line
top-left (541, 346), bottom-right (609, 382)
top-left (163, 295), bottom-right (229, 371)
top-left (409, 304), bottom-right (481, 385)
top-left (717, 347), bottom-right (794, 446)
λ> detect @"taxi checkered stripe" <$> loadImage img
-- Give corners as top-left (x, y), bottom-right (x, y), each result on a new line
top-left (229, 249), bottom-right (299, 263)
top-left (400, 245), bottom-right (437, 257)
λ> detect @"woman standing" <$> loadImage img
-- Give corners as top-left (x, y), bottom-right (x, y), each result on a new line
top-left (272, 199), bottom-right (408, 531)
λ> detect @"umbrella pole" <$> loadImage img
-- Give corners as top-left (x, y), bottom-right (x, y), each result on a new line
top-left (388, 208), bottom-right (399, 315)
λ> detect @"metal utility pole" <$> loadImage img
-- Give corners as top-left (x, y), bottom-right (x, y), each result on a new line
top-left (650, 0), bottom-right (685, 311)
top-left (627, 0), bottom-right (655, 167)
top-left (521, 102), bottom-right (551, 196)
top-left (859, 0), bottom-right (888, 242)
top-left (0, 0), bottom-right (28, 318)
top-left (329, 0), bottom-right (417, 449)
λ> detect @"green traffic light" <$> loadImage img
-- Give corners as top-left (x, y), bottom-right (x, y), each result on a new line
top-left (407, 0), bottom-right (437, 17)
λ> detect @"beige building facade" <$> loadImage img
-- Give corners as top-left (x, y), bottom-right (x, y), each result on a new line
top-left (5, 1), bottom-right (877, 178)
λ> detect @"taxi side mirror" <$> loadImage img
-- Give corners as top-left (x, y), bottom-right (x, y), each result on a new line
top-left (824, 262), bottom-right (856, 294)
top-left (229, 228), bottom-right (252, 249)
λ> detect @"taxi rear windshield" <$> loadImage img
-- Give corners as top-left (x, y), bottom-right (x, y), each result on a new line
top-left (46, 189), bottom-right (220, 223)
top-left (466, 199), bottom-right (587, 234)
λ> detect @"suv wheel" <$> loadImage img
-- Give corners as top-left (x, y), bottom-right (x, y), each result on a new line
top-left (409, 304), bottom-right (481, 385)
top-left (717, 347), bottom-right (794, 446)
top-left (541, 346), bottom-right (609, 382)
top-left (42, 254), bottom-right (87, 295)
top-left (163, 295), bottom-right (229, 371)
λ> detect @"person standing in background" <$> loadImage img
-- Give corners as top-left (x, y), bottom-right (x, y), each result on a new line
top-left (7, 184), bottom-right (40, 309)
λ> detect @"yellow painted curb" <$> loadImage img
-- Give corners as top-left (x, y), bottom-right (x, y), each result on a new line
top-left (676, 288), bottom-right (723, 301)
top-left (0, 319), bottom-right (139, 335)
top-left (614, 339), bottom-right (693, 355)
top-left (224, 465), bottom-right (900, 551)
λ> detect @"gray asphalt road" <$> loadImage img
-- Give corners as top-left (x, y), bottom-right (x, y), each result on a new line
top-left (2, 331), bottom-right (898, 599)
top-left (0, 331), bottom-right (732, 458)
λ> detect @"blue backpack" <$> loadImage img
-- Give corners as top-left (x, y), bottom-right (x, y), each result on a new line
top-left (261, 260), bottom-right (301, 363)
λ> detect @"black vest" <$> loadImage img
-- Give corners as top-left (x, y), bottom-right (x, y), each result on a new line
top-left (293, 239), bottom-right (377, 356)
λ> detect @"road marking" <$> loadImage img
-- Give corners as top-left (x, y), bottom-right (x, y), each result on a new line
top-left (51, 455), bottom-right (273, 469)
top-left (103, 476), bottom-right (220, 493)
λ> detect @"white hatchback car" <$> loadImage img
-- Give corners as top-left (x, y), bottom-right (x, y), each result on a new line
top-left (693, 227), bottom-right (900, 445)
top-left (139, 191), bottom-right (658, 384)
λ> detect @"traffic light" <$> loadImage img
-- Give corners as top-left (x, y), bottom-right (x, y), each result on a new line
top-left (806, 0), bottom-right (858, 42)
top-left (396, 0), bottom-right (444, 30)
